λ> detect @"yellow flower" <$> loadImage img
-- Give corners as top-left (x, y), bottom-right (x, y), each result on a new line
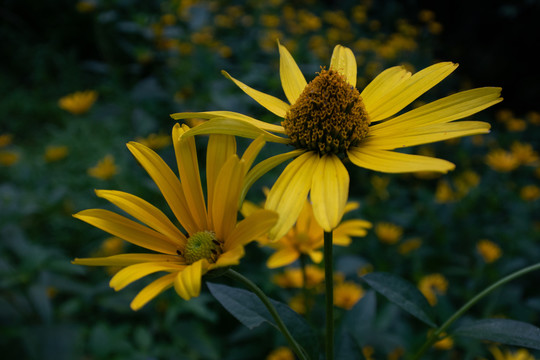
top-left (398, 238), bottom-right (422, 255)
top-left (172, 43), bottom-right (501, 240)
top-left (521, 185), bottom-right (540, 202)
top-left (375, 222), bottom-right (403, 244)
top-left (486, 149), bottom-right (520, 172)
top-left (88, 154), bottom-right (118, 180)
top-left (435, 180), bottom-right (455, 203)
top-left (433, 334), bottom-right (453, 350)
top-left (511, 142), bottom-right (539, 165)
top-left (272, 265), bottom-right (325, 289)
top-left (489, 347), bottom-right (535, 360)
top-left (73, 125), bottom-right (278, 310)
top-left (267, 346), bottom-right (295, 360)
top-left (44, 145), bottom-right (69, 162)
top-left (476, 239), bottom-right (502, 263)
top-left (135, 133), bottom-right (172, 150)
top-left (0, 133), bottom-right (13, 148)
top-left (333, 281), bottom-right (364, 310)
top-left (58, 90), bottom-right (98, 115)
top-left (76, 0), bottom-right (96, 13)
top-left (0, 150), bottom-right (19, 166)
top-left (418, 273), bottom-right (448, 306)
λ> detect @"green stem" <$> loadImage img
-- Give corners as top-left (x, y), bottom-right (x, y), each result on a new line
top-left (224, 269), bottom-right (309, 360)
top-left (300, 254), bottom-right (311, 317)
top-left (412, 262), bottom-right (540, 359)
top-left (324, 230), bottom-right (334, 360)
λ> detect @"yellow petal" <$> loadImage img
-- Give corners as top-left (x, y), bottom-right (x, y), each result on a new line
top-left (222, 70), bottom-right (290, 118)
top-left (225, 209), bottom-right (278, 250)
top-left (370, 87), bottom-right (503, 133)
top-left (330, 45), bottom-right (357, 87)
top-left (307, 250), bottom-right (323, 264)
top-left (73, 253), bottom-right (181, 267)
top-left (173, 260), bottom-right (206, 300)
top-left (130, 272), bottom-right (176, 311)
top-left (361, 66), bottom-right (411, 110)
top-left (241, 136), bottom-right (266, 171)
top-left (267, 248), bottom-right (300, 269)
top-left (265, 152), bottom-right (319, 240)
top-left (348, 147), bottom-right (455, 173)
top-left (127, 142), bottom-right (198, 234)
top-left (171, 111), bottom-right (286, 134)
top-left (310, 154), bottom-right (349, 232)
top-left (333, 219), bottom-right (372, 245)
top-left (95, 190), bottom-right (186, 246)
top-left (74, 209), bottom-right (180, 254)
top-left (110, 262), bottom-right (185, 291)
top-left (278, 41), bottom-right (307, 104)
top-left (365, 62), bottom-right (458, 122)
top-left (214, 245), bottom-right (244, 268)
top-left (173, 124), bottom-right (208, 230)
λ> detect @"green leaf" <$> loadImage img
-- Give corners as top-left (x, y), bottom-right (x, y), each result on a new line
top-left (207, 282), bottom-right (318, 359)
top-left (361, 272), bottom-right (437, 328)
top-left (453, 319), bottom-right (540, 350)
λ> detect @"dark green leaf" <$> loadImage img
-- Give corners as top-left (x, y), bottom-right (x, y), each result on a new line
top-left (207, 282), bottom-right (319, 359)
top-left (454, 319), bottom-right (540, 350)
top-left (361, 272), bottom-right (437, 328)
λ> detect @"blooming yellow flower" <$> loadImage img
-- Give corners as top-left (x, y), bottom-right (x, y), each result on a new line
top-left (73, 125), bottom-right (278, 310)
top-left (58, 90), bottom-right (98, 115)
top-left (435, 180), bottom-right (455, 203)
top-left (375, 222), bottom-right (403, 244)
top-left (476, 239), bottom-right (502, 263)
top-left (511, 142), bottom-right (539, 165)
top-left (172, 43), bottom-right (501, 239)
top-left (333, 281), bottom-right (364, 310)
top-left (418, 273), bottom-right (448, 306)
top-left (267, 346), bottom-right (295, 360)
top-left (88, 154), bottom-right (118, 180)
top-left (489, 347), bottom-right (535, 360)
top-left (44, 145), bottom-right (69, 162)
top-left (272, 265), bottom-right (325, 289)
top-left (520, 185), bottom-right (540, 202)
top-left (486, 149), bottom-right (520, 172)
top-left (0, 150), bottom-right (19, 166)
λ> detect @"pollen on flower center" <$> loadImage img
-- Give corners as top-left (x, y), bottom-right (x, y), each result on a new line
top-left (282, 69), bottom-right (370, 155)
top-left (183, 230), bottom-right (222, 264)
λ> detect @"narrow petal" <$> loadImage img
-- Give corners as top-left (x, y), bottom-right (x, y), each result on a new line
top-left (310, 154), bottom-right (350, 232)
top-left (130, 272), bottom-right (176, 311)
top-left (330, 45), bottom-right (357, 87)
top-left (222, 70), bottom-right (290, 118)
top-left (110, 262), bottom-right (185, 291)
top-left (173, 260), bottom-right (206, 300)
top-left (95, 190), bottom-right (186, 245)
top-left (365, 62), bottom-right (458, 122)
top-left (348, 147), bottom-right (455, 173)
top-left (333, 219), bottom-right (372, 245)
top-left (265, 152), bottom-right (319, 240)
top-left (278, 41), bottom-right (307, 104)
top-left (225, 209), bottom-right (279, 250)
top-left (127, 142), bottom-right (198, 234)
top-left (74, 209), bottom-right (180, 254)
top-left (73, 253), bottom-right (181, 267)
top-left (267, 248), bottom-right (300, 269)
top-left (171, 111), bottom-right (286, 134)
top-left (241, 136), bottom-right (266, 171)
top-left (361, 66), bottom-right (411, 109)
top-left (307, 251), bottom-right (323, 264)
top-left (214, 246), bottom-right (244, 268)
top-left (173, 124), bottom-right (208, 230)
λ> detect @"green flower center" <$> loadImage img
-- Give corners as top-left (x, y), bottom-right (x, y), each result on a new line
top-left (282, 69), bottom-right (370, 155)
top-left (183, 231), bottom-right (222, 264)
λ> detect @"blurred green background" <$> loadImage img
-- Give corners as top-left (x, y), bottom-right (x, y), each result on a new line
top-left (1, 0), bottom-right (539, 359)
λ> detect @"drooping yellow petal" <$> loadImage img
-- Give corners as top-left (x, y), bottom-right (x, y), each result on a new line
top-left (225, 209), bottom-right (279, 250)
top-left (307, 250), bottom-right (323, 264)
top-left (265, 152), bottom-right (319, 240)
top-left (333, 219), bottom-right (372, 246)
top-left (127, 142), bottom-right (198, 235)
top-left (370, 87), bottom-right (503, 133)
top-left (365, 62), bottom-right (458, 122)
top-left (173, 260), bottom-right (206, 300)
top-left (95, 190), bottom-right (186, 246)
top-left (130, 272), bottom-right (176, 311)
top-left (214, 245), bottom-right (244, 268)
top-left (361, 66), bottom-right (411, 109)
top-left (74, 209), bottom-right (180, 254)
top-left (348, 147), bottom-right (455, 173)
top-left (222, 70), bottom-right (290, 118)
top-left (310, 154), bottom-right (349, 232)
top-left (171, 111), bottom-right (286, 134)
top-left (73, 253), bottom-right (181, 267)
top-left (110, 262), bottom-right (185, 291)
top-left (329, 45), bottom-right (357, 87)
top-left (278, 41), bottom-right (307, 104)
top-left (173, 124), bottom-right (208, 230)
top-left (241, 136), bottom-right (266, 171)
top-left (267, 248), bottom-right (300, 269)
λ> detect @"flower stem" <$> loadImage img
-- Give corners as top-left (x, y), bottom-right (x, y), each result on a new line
top-left (224, 269), bottom-right (310, 360)
top-left (324, 230), bottom-right (334, 360)
top-left (411, 262), bottom-right (540, 359)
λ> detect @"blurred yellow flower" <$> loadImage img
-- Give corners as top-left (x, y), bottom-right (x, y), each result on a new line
top-left (58, 90), bottom-right (98, 115)
top-left (0, 133), bottom-right (13, 148)
top-left (135, 133), bottom-right (172, 150)
top-left (0, 150), bottom-right (20, 166)
top-left (76, 0), bottom-right (96, 13)
top-left (362, 346), bottom-right (375, 360)
top-left (333, 281), bottom-right (364, 310)
top-left (418, 9), bottom-right (436, 22)
top-left (418, 273), bottom-right (448, 306)
top-left (388, 347), bottom-right (405, 360)
top-left (44, 145), bottom-right (69, 162)
top-left (398, 238), bottom-right (422, 255)
top-left (88, 154), bottom-right (118, 180)
top-left (511, 142), bottom-right (539, 165)
top-left (476, 239), bottom-right (502, 263)
top-left (288, 293), bottom-right (308, 314)
top-left (520, 185), bottom-right (540, 202)
top-left (489, 346), bottom-right (535, 360)
top-left (527, 111), bottom-right (540, 125)
top-left (267, 346), bottom-right (295, 360)
top-left (272, 265), bottom-right (325, 289)
top-left (505, 118), bottom-right (527, 132)
top-left (433, 334), bottom-right (453, 350)
top-left (486, 149), bottom-right (520, 172)
top-left (375, 222), bottom-right (403, 244)
top-left (435, 180), bottom-right (455, 203)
